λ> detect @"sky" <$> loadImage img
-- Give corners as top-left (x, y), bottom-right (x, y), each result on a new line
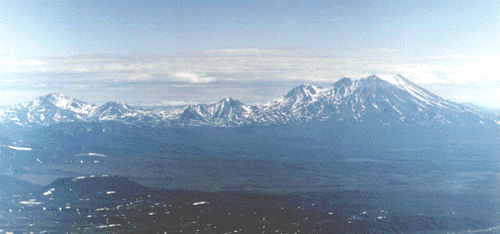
top-left (0, 0), bottom-right (499, 107)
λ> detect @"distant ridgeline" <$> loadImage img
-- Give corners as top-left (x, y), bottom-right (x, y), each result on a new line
top-left (0, 75), bottom-right (498, 128)
top-left (0, 75), bottom-right (498, 154)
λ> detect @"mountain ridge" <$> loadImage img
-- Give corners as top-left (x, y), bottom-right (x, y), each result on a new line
top-left (0, 75), bottom-right (497, 128)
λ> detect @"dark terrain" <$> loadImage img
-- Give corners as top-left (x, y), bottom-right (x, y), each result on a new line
top-left (1, 124), bottom-right (500, 233)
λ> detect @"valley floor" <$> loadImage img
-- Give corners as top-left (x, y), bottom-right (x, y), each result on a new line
top-left (2, 144), bottom-right (500, 233)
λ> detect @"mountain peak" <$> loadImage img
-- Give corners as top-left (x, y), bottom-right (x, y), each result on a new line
top-left (39, 93), bottom-right (71, 104)
top-left (360, 75), bottom-right (386, 84)
top-left (365, 74), bottom-right (410, 87)
top-left (179, 97), bottom-right (250, 125)
top-left (364, 75), bottom-right (382, 80)
top-left (220, 97), bottom-right (239, 104)
top-left (100, 101), bottom-right (133, 110)
top-left (335, 78), bottom-right (353, 86)
top-left (298, 84), bottom-right (317, 89)
top-left (285, 84), bottom-right (319, 99)
top-left (36, 93), bottom-right (91, 110)
top-left (218, 98), bottom-right (245, 110)
top-left (90, 101), bottom-right (135, 121)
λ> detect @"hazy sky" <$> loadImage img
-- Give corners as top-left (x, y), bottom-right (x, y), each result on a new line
top-left (1, 0), bottom-right (499, 107)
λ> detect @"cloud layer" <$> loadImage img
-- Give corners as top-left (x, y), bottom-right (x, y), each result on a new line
top-left (0, 49), bottom-right (499, 107)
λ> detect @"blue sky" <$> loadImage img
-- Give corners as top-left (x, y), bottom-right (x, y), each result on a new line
top-left (0, 0), bottom-right (499, 107)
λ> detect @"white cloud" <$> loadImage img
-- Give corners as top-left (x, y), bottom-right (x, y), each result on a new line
top-left (1, 50), bottom-right (497, 87)
top-left (174, 72), bottom-right (215, 83)
top-left (159, 100), bottom-right (198, 106)
top-left (1, 49), bottom-right (499, 107)
top-left (1, 51), bottom-right (497, 88)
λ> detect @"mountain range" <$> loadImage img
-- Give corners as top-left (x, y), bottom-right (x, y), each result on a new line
top-left (0, 75), bottom-right (497, 128)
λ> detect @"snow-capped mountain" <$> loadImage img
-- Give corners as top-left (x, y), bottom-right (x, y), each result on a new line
top-left (90, 101), bottom-right (142, 123)
top-left (253, 75), bottom-right (490, 126)
top-left (180, 97), bottom-right (252, 126)
top-left (0, 75), bottom-right (496, 127)
top-left (0, 94), bottom-right (183, 127)
top-left (0, 93), bottom-right (97, 127)
top-left (255, 84), bottom-right (327, 123)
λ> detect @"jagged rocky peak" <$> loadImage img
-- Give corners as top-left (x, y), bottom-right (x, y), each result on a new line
top-left (285, 84), bottom-right (319, 97)
top-left (98, 101), bottom-right (134, 111)
top-left (214, 97), bottom-right (249, 118)
top-left (179, 97), bottom-right (250, 124)
top-left (219, 97), bottom-right (243, 106)
top-left (282, 84), bottom-right (322, 104)
top-left (221, 97), bottom-right (236, 102)
top-left (90, 101), bottom-right (136, 121)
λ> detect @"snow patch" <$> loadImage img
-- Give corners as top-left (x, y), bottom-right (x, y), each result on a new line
top-left (7, 146), bottom-right (32, 151)
top-left (19, 201), bottom-right (43, 205)
top-left (193, 201), bottom-right (209, 206)
top-left (73, 176), bottom-right (86, 181)
top-left (377, 75), bottom-right (399, 85)
top-left (88, 153), bottom-right (107, 157)
top-left (43, 189), bottom-right (55, 196)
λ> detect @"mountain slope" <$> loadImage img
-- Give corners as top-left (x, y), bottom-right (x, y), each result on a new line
top-left (0, 175), bottom-right (42, 197)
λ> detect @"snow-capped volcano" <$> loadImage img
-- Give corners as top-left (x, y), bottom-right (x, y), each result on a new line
top-left (180, 97), bottom-right (252, 126)
top-left (0, 93), bottom-right (97, 126)
top-left (0, 75), bottom-right (495, 127)
top-left (255, 75), bottom-right (488, 125)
